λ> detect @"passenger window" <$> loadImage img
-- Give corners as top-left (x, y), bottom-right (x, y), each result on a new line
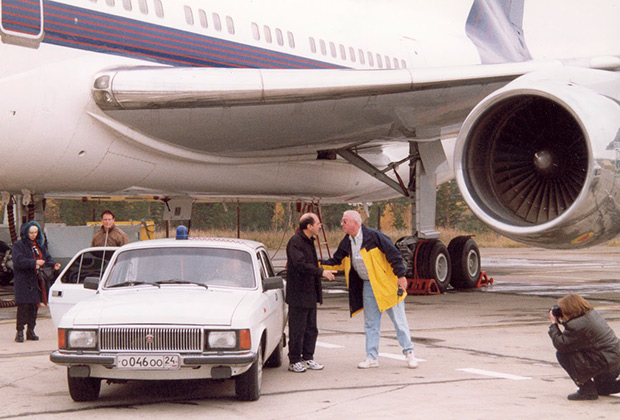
top-left (213, 13), bottom-right (221, 31)
top-left (393, 58), bottom-right (399, 69)
top-left (199, 9), bottom-right (208, 28)
top-left (329, 42), bottom-right (336, 58)
top-left (367, 52), bottom-right (374, 67)
top-left (339, 44), bottom-right (346, 60)
top-left (263, 25), bottom-right (272, 43)
top-left (226, 16), bottom-right (234, 34)
top-left (122, 0), bottom-right (132, 11)
top-left (276, 28), bottom-right (283, 46)
top-left (184, 6), bottom-right (194, 25)
top-left (105, 0), bottom-right (115, 6)
top-left (320, 39), bottom-right (326, 55)
top-left (401, 59), bottom-right (407, 68)
top-left (138, 0), bottom-right (147, 14)
top-left (287, 31), bottom-right (295, 48)
top-left (385, 56), bottom-right (391, 69)
top-left (251, 22), bottom-right (260, 40)
top-left (376, 54), bottom-right (383, 68)
top-left (309, 37), bottom-right (316, 53)
top-left (349, 47), bottom-right (356, 62)
top-left (59, 251), bottom-right (115, 284)
top-left (358, 49), bottom-right (365, 64)
top-left (153, 0), bottom-right (164, 17)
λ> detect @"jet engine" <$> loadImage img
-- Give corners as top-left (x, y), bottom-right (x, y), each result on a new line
top-left (454, 67), bottom-right (620, 248)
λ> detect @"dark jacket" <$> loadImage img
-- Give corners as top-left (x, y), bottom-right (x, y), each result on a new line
top-left (91, 225), bottom-right (129, 247)
top-left (12, 222), bottom-right (56, 304)
top-left (285, 230), bottom-right (324, 308)
top-left (320, 225), bottom-right (406, 316)
top-left (549, 310), bottom-right (620, 383)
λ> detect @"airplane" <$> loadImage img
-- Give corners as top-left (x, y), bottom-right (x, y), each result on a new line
top-left (1, 0), bottom-right (620, 291)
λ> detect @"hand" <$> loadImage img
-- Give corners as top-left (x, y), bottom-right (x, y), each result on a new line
top-left (549, 310), bottom-right (557, 324)
top-left (36, 259), bottom-right (45, 267)
top-left (322, 270), bottom-right (337, 281)
top-left (54, 263), bottom-right (61, 271)
top-left (397, 277), bottom-right (408, 292)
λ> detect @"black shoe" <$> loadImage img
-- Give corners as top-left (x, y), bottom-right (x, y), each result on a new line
top-left (26, 330), bottom-right (39, 341)
top-left (15, 330), bottom-right (24, 343)
top-left (568, 381), bottom-right (598, 400)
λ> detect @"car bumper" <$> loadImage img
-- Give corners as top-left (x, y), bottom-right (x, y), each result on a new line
top-left (50, 351), bottom-right (257, 367)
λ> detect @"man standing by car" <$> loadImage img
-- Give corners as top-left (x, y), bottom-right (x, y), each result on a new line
top-left (286, 213), bottom-right (335, 373)
top-left (320, 210), bottom-right (418, 369)
top-left (91, 210), bottom-right (129, 247)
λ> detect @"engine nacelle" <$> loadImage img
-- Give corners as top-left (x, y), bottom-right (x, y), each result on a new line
top-left (455, 67), bottom-right (620, 248)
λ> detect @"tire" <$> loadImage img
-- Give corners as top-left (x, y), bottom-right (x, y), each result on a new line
top-left (67, 370), bottom-right (101, 402)
top-left (0, 242), bottom-right (12, 286)
top-left (448, 236), bottom-right (481, 289)
top-left (415, 240), bottom-right (451, 292)
top-left (264, 336), bottom-right (283, 368)
top-left (235, 343), bottom-right (263, 401)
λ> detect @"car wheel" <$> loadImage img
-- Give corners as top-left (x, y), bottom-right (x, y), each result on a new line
top-left (67, 370), bottom-right (101, 402)
top-left (264, 336), bottom-right (283, 368)
top-left (235, 342), bottom-right (263, 401)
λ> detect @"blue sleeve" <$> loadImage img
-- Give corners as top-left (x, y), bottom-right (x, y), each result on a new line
top-left (12, 241), bottom-right (36, 270)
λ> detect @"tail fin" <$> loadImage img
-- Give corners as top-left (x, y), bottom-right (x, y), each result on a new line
top-left (466, 0), bottom-right (532, 64)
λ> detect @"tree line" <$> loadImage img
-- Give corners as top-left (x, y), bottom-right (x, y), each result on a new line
top-left (19, 180), bottom-right (487, 234)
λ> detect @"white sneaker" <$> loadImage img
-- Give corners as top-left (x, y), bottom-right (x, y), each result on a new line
top-left (405, 350), bottom-right (418, 369)
top-left (358, 358), bottom-right (379, 369)
top-left (304, 359), bottom-right (324, 370)
top-left (288, 362), bottom-right (307, 373)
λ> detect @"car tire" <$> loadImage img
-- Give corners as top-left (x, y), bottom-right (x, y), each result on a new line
top-left (264, 336), bottom-right (283, 368)
top-left (67, 370), bottom-right (101, 402)
top-left (235, 342), bottom-right (263, 401)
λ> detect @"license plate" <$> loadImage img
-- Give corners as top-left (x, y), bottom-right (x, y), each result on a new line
top-left (116, 354), bottom-right (180, 370)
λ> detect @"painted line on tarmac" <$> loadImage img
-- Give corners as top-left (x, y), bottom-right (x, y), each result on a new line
top-left (458, 368), bottom-right (531, 380)
top-left (379, 352), bottom-right (426, 362)
top-left (316, 341), bottom-right (344, 349)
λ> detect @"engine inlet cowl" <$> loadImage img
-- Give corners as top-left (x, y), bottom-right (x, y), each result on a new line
top-left (455, 68), bottom-right (620, 248)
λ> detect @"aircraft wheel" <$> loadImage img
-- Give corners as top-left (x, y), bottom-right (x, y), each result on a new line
top-left (416, 240), bottom-right (451, 292)
top-left (448, 237), bottom-right (481, 289)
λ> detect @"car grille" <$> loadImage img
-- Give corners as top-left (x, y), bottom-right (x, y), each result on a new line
top-left (100, 327), bottom-right (203, 352)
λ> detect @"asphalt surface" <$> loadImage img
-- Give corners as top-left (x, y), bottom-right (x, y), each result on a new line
top-left (2, 246), bottom-right (620, 419)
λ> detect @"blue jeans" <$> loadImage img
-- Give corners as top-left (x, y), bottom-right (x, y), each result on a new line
top-left (363, 280), bottom-right (413, 359)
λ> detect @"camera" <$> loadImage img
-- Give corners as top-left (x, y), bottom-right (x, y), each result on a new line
top-left (551, 305), bottom-right (563, 318)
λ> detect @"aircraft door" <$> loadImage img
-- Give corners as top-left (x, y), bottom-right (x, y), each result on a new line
top-left (0, 0), bottom-right (44, 48)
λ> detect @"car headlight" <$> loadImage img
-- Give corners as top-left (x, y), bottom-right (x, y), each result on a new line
top-left (60, 329), bottom-right (98, 349)
top-left (206, 329), bottom-right (251, 350)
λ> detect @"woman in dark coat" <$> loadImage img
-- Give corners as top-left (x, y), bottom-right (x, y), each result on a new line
top-left (549, 294), bottom-right (620, 400)
top-left (12, 221), bottom-right (60, 342)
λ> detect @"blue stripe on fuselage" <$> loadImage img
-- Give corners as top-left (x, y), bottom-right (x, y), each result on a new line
top-left (27, 1), bottom-right (341, 69)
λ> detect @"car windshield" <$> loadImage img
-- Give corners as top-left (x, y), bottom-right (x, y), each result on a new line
top-left (104, 247), bottom-right (255, 289)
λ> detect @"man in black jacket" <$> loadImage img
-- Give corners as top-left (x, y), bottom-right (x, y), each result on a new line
top-left (286, 213), bottom-right (335, 373)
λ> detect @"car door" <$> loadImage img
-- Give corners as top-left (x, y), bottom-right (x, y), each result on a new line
top-left (257, 249), bottom-right (285, 352)
top-left (48, 247), bottom-right (117, 327)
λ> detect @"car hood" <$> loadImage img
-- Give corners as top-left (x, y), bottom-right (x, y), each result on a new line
top-left (63, 287), bottom-right (251, 327)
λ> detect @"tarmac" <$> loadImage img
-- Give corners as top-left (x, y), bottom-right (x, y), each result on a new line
top-left (2, 246), bottom-right (620, 419)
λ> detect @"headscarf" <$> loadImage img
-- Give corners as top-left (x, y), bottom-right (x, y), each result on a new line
top-left (20, 221), bottom-right (45, 248)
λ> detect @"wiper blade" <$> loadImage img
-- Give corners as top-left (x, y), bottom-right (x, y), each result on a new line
top-left (156, 279), bottom-right (208, 289)
top-left (107, 281), bottom-right (161, 288)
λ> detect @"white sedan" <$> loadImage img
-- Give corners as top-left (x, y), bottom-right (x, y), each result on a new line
top-left (49, 237), bottom-right (286, 402)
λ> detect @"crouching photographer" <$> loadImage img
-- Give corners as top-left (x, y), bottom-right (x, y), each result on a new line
top-left (548, 294), bottom-right (620, 400)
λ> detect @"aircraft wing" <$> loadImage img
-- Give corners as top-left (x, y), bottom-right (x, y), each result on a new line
top-left (90, 59), bottom-right (610, 157)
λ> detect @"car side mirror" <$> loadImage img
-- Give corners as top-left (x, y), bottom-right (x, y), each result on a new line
top-left (263, 276), bottom-right (284, 291)
top-left (84, 276), bottom-right (101, 290)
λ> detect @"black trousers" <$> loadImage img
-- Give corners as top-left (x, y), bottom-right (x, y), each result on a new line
top-left (556, 351), bottom-right (620, 395)
top-left (16, 303), bottom-right (38, 332)
top-left (287, 306), bottom-right (318, 364)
